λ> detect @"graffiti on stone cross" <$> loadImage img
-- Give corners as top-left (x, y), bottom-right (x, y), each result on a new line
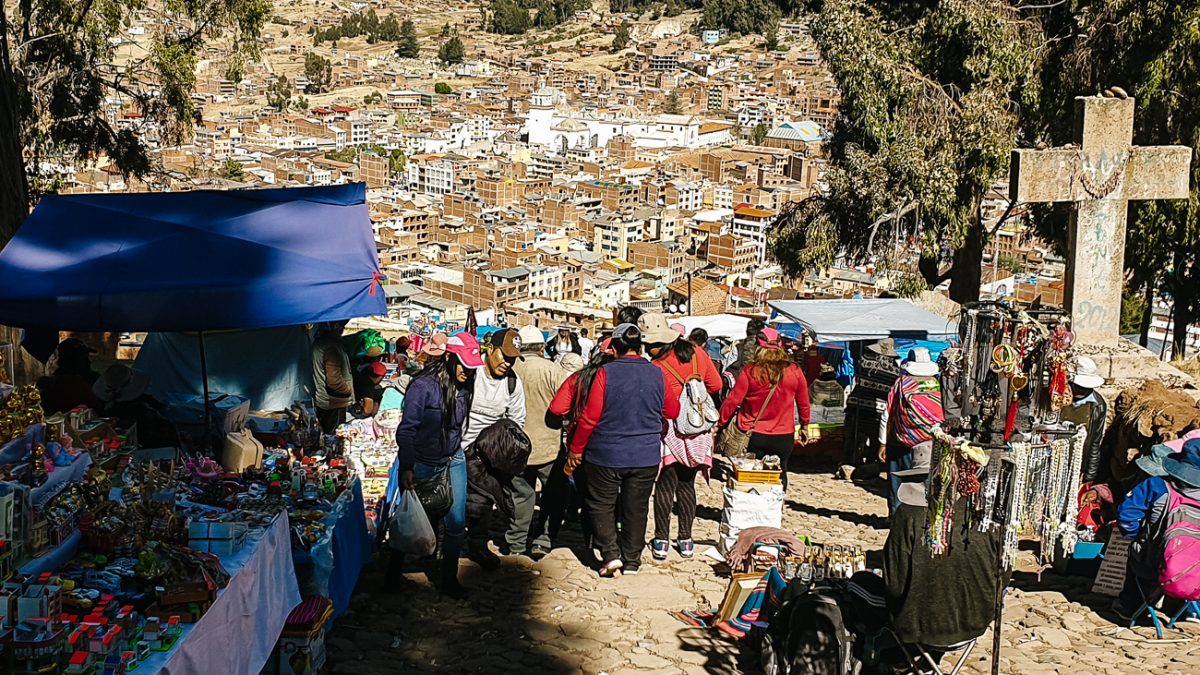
top-left (1076, 300), bottom-right (1110, 331)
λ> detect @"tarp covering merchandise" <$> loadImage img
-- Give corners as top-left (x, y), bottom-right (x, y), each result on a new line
top-left (0, 183), bottom-right (386, 331)
top-left (768, 299), bottom-right (958, 342)
top-left (135, 327), bottom-right (316, 411)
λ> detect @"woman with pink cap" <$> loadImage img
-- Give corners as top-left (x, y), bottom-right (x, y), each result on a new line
top-left (392, 331), bottom-right (484, 598)
top-left (718, 327), bottom-right (811, 490)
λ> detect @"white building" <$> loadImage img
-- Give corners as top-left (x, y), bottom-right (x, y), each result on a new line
top-left (525, 264), bottom-right (564, 301)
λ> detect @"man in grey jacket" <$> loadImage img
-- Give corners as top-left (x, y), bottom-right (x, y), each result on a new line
top-left (507, 325), bottom-right (569, 558)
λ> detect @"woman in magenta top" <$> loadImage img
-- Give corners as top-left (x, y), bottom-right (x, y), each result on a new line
top-left (719, 327), bottom-right (811, 489)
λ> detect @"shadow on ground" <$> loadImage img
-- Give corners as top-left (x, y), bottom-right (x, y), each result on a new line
top-left (676, 626), bottom-right (759, 674)
top-left (324, 550), bottom-right (581, 674)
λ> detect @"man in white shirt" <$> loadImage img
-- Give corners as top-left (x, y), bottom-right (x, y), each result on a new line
top-left (577, 327), bottom-right (595, 359)
top-left (463, 328), bottom-right (527, 568)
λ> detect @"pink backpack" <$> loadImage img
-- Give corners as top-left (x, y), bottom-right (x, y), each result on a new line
top-left (1158, 482), bottom-right (1200, 600)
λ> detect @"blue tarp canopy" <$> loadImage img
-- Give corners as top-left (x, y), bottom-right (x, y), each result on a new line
top-left (769, 298), bottom-right (958, 342)
top-left (0, 184), bottom-right (386, 331)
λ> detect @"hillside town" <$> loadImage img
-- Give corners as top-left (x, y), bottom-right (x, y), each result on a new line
top-left (58, 4), bottom-right (1078, 337)
top-left (8, 2), bottom-right (1200, 675)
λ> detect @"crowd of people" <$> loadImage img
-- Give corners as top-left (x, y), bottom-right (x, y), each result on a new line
top-left (383, 307), bottom-right (814, 593)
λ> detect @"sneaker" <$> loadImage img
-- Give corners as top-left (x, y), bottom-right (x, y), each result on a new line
top-left (677, 539), bottom-right (695, 559)
top-left (598, 559), bottom-right (624, 577)
top-left (529, 544), bottom-right (550, 561)
top-left (623, 565), bottom-right (640, 575)
top-left (650, 538), bottom-right (670, 560)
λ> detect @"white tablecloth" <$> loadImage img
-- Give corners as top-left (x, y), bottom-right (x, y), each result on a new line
top-left (144, 510), bottom-right (301, 674)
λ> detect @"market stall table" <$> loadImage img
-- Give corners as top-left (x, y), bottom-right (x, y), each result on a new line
top-left (139, 510), bottom-right (301, 675)
top-left (291, 477), bottom-right (370, 619)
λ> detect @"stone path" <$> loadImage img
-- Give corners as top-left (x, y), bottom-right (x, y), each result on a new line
top-left (327, 468), bottom-right (1200, 673)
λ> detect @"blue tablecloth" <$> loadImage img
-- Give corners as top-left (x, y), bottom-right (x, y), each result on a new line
top-left (328, 479), bottom-right (370, 619)
top-left (292, 479), bottom-right (370, 620)
top-left (140, 510), bottom-right (302, 675)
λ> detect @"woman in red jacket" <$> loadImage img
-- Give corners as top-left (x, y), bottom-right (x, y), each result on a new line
top-left (641, 313), bottom-right (723, 560)
top-left (718, 327), bottom-right (810, 489)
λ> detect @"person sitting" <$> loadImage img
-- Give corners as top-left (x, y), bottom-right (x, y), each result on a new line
top-left (352, 361), bottom-right (388, 418)
top-left (1113, 439), bottom-right (1200, 621)
top-left (36, 338), bottom-right (101, 414)
top-left (879, 348), bottom-right (944, 515)
top-left (93, 364), bottom-right (178, 448)
top-left (1060, 356), bottom-right (1109, 484)
top-left (882, 442), bottom-right (1002, 650)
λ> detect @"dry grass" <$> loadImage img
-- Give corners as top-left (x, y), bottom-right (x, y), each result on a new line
top-left (1172, 357), bottom-right (1200, 381)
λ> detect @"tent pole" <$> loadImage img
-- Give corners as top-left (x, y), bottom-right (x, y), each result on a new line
top-left (198, 331), bottom-right (213, 450)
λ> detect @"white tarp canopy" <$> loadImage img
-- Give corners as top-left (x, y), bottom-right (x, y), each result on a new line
top-left (672, 314), bottom-right (753, 340)
top-left (768, 298), bottom-right (958, 342)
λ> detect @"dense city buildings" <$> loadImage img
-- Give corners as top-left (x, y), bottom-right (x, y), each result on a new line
top-left (47, 6), bottom-right (1061, 332)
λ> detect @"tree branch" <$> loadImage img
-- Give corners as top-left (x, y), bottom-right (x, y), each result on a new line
top-left (865, 201), bottom-right (919, 254)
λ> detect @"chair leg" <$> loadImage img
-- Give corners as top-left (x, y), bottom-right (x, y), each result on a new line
top-left (947, 640), bottom-right (976, 675)
top-left (1167, 600), bottom-right (1200, 629)
top-left (919, 649), bottom-right (944, 675)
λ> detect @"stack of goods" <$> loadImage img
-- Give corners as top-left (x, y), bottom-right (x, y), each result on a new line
top-left (719, 456), bottom-right (785, 553)
top-left (942, 304), bottom-right (1074, 443)
top-left (2, 571), bottom-right (186, 675)
top-left (0, 385), bottom-right (44, 447)
top-left (844, 344), bottom-right (901, 464)
top-left (341, 419), bottom-right (397, 527)
top-left (926, 303), bottom-right (1086, 566)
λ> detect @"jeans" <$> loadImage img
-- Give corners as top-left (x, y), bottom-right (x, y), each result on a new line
top-left (414, 448), bottom-right (467, 569)
top-left (505, 455), bottom-right (568, 554)
top-left (585, 463), bottom-right (657, 569)
top-left (887, 448), bottom-right (913, 516)
top-left (653, 464), bottom-right (699, 541)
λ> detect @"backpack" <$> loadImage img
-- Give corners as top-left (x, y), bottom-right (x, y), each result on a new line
top-left (761, 583), bottom-right (860, 675)
top-left (1158, 482), bottom-right (1200, 600)
top-left (662, 359), bottom-right (719, 435)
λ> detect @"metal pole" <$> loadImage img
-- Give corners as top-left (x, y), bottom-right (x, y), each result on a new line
top-left (991, 565), bottom-right (1009, 675)
top-left (198, 331), bottom-right (213, 450)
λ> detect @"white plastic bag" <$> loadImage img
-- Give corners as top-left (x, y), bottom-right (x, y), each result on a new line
top-left (388, 489), bottom-right (436, 555)
top-left (719, 485), bottom-right (785, 553)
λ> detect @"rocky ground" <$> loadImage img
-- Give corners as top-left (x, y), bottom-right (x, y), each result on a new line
top-left (326, 467), bottom-right (1200, 674)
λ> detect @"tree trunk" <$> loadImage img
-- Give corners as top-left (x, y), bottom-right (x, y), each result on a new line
top-left (0, 1), bottom-right (31, 246)
top-left (1139, 281), bottom-right (1154, 348)
top-left (949, 222), bottom-right (983, 305)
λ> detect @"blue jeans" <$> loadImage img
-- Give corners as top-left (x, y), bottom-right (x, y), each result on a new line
top-left (414, 448), bottom-right (467, 565)
top-left (887, 450), bottom-right (913, 516)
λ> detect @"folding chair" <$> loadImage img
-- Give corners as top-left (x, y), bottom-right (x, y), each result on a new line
top-left (1126, 576), bottom-right (1200, 639)
top-left (884, 627), bottom-right (978, 675)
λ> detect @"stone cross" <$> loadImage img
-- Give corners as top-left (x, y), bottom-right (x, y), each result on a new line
top-left (1010, 95), bottom-right (1192, 344)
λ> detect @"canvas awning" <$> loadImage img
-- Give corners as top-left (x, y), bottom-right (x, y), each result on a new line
top-left (768, 299), bottom-right (958, 342)
top-left (0, 183), bottom-right (386, 331)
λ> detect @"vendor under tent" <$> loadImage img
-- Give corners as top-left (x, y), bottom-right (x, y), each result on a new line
top-left (768, 298), bottom-right (958, 342)
top-left (0, 183), bottom-right (386, 436)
